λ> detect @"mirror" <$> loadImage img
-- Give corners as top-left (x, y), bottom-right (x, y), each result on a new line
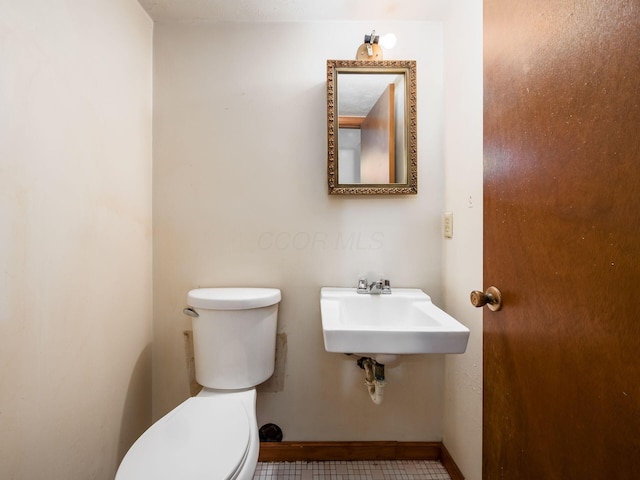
top-left (327, 60), bottom-right (417, 195)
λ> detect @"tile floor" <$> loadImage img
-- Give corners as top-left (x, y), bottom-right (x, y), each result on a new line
top-left (252, 460), bottom-right (452, 479)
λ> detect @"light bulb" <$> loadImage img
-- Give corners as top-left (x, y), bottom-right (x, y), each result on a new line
top-left (379, 33), bottom-right (397, 50)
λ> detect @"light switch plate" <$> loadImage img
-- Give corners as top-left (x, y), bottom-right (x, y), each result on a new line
top-left (444, 212), bottom-right (453, 238)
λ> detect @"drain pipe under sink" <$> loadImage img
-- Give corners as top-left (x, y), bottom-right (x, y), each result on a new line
top-left (359, 357), bottom-right (386, 405)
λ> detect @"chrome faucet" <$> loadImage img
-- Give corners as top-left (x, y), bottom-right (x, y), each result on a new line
top-left (357, 278), bottom-right (391, 294)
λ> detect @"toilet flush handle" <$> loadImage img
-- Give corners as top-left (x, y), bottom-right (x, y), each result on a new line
top-left (183, 307), bottom-right (199, 317)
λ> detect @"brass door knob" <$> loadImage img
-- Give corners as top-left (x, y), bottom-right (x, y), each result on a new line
top-left (470, 286), bottom-right (503, 311)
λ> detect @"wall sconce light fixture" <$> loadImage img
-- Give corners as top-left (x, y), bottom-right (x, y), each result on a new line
top-left (355, 30), bottom-right (397, 61)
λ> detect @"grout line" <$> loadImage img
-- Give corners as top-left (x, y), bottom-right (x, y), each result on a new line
top-left (253, 460), bottom-right (452, 480)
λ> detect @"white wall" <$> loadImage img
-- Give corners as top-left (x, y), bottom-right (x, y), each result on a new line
top-left (442, 1), bottom-right (484, 479)
top-left (0, 1), bottom-right (153, 478)
top-left (152, 21), bottom-right (448, 440)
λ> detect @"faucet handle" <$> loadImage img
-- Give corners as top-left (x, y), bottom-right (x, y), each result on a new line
top-left (382, 279), bottom-right (392, 294)
top-left (357, 278), bottom-right (368, 293)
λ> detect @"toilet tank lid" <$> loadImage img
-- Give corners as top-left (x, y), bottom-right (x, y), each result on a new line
top-left (187, 288), bottom-right (281, 310)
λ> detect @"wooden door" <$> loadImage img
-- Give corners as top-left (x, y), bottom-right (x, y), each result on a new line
top-left (483, 0), bottom-right (640, 478)
top-left (361, 83), bottom-right (395, 183)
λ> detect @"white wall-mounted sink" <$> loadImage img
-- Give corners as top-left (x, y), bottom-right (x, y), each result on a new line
top-left (320, 287), bottom-right (470, 356)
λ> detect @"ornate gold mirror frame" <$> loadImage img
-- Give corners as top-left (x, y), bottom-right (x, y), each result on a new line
top-left (327, 60), bottom-right (417, 195)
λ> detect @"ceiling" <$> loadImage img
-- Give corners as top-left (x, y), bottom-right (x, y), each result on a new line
top-left (136, 0), bottom-right (452, 22)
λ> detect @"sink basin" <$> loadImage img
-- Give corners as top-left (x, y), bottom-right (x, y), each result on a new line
top-left (320, 287), bottom-right (470, 355)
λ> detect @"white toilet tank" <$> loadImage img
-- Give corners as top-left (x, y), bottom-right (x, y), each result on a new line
top-left (186, 288), bottom-right (281, 389)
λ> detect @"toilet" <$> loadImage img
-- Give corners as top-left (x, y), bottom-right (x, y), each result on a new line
top-left (116, 287), bottom-right (281, 480)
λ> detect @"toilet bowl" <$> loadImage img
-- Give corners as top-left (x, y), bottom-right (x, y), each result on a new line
top-left (116, 288), bottom-right (281, 480)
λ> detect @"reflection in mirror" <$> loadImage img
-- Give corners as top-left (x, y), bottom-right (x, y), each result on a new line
top-left (327, 60), bottom-right (417, 195)
top-left (338, 74), bottom-right (404, 184)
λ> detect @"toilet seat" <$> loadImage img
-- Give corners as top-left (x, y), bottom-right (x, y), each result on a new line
top-left (116, 396), bottom-right (251, 480)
